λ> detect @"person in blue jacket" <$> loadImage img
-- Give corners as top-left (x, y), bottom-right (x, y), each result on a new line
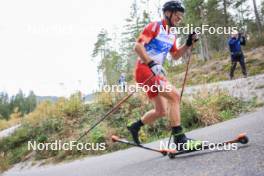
top-left (118, 73), bottom-right (126, 90)
top-left (228, 30), bottom-right (247, 79)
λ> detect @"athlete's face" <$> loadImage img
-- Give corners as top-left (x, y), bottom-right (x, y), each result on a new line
top-left (171, 11), bottom-right (183, 26)
top-left (165, 11), bottom-right (183, 26)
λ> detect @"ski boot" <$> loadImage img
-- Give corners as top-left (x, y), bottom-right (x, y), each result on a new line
top-left (127, 120), bottom-right (143, 145)
top-left (173, 132), bottom-right (203, 151)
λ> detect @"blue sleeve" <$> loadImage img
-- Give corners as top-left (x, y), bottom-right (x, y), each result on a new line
top-left (228, 38), bottom-right (239, 45)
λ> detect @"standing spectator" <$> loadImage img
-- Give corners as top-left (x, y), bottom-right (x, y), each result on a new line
top-left (118, 73), bottom-right (126, 88)
top-left (228, 30), bottom-right (247, 79)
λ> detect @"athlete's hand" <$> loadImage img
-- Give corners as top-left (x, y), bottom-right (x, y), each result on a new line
top-left (148, 60), bottom-right (166, 76)
top-left (186, 32), bottom-right (199, 46)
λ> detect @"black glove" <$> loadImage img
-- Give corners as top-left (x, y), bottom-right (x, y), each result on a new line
top-left (148, 60), bottom-right (166, 76)
top-left (186, 32), bottom-right (198, 46)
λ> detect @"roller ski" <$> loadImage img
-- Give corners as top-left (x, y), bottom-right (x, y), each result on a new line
top-left (112, 133), bottom-right (249, 159)
top-left (167, 133), bottom-right (249, 158)
top-left (111, 135), bottom-right (171, 156)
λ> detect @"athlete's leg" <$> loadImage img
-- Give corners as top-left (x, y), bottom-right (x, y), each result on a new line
top-left (159, 85), bottom-right (181, 127)
top-left (159, 84), bottom-right (202, 150)
top-left (141, 95), bottom-right (167, 125)
top-left (127, 95), bottom-right (167, 144)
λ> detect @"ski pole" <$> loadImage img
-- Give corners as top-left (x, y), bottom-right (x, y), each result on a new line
top-left (76, 74), bottom-right (154, 142)
top-left (180, 45), bottom-right (193, 101)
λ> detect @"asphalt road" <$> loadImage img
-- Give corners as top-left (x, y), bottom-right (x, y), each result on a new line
top-left (3, 108), bottom-right (264, 176)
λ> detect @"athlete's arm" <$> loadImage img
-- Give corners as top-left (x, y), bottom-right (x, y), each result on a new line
top-left (134, 42), bottom-right (166, 76)
top-left (170, 33), bottom-right (198, 60)
top-left (170, 44), bottom-right (189, 60)
top-left (134, 42), bottom-right (152, 64)
top-left (134, 22), bottom-right (158, 64)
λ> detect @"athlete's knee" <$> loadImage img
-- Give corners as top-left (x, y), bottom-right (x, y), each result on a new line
top-left (154, 105), bottom-right (167, 117)
top-left (155, 109), bottom-right (166, 117)
top-left (169, 90), bottom-right (180, 103)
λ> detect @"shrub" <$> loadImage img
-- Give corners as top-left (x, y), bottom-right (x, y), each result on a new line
top-left (8, 144), bottom-right (29, 164)
top-left (63, 93), bottom-right (85, 118)
top-left (0, 108), bottom-right (21, 131)
top-left (0, 154), bottom-right (9, 171)
top-left (0, 119), bottom-right (9, 131)
top-left (0, 126), bottom-right (33, 152)
top-left (37, 117), bottom-right (64, 135)
top-left (94, 92), bottom-right (114, 108)
top-left (180, 101), bottom-right (199, 128)
top-left (25, 101), bottom-right (53, 125)
top-left (192, 90), bottom-right (247, 126)
top-left (219, 110), bottom-right (234, 120)
top-left (90, 126), bottom-right (106, 144)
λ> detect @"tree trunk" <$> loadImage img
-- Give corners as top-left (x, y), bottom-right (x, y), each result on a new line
top-left (223, 0), bottom-right (229, 53)
top-left (200, 34), bottom-right (211, 61)
top-left (252, 0), bottom-right (262, 35)
top-left (198, 4), bottom-right (211, 61)
top-left (223, 0), bottom-right (228, 26)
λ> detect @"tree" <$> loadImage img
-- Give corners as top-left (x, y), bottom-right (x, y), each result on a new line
top-left (183, 0), bottom-right (212, 61)
top-left (206, 0), bottom-right (230, 51)
top-left (98, 51), bottom-right (124, 85)
top-left (223, 0), bottom-right (230, 26)
top-left (92, 29), bottom-right (111, 59)
top-left (0, 90), bottom-right (37, 120)
top-left (92, 29), bottom-right (112, 85)
top-left (12, 90), bottom-right (26, 115)
top-left (233, 0), bottom-right (251, 29)
top-left (0, 92), bottom-right (10, 120)
top-left (25, 91), bottom-right (37, 113)
top-left (9, 107), bottom-right (22, 120)
top-left (252, 0), bottom-right (263, 35)
top-left (262, 1), bottom-right (264, 19)
top-left (230, 0), bottom-right (263, 44)
top-left (120, 0), bottom-right (150, 78)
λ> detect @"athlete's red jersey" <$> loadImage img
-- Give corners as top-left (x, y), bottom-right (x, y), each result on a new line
top-left (135, 20), bottom-right (178, 98)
